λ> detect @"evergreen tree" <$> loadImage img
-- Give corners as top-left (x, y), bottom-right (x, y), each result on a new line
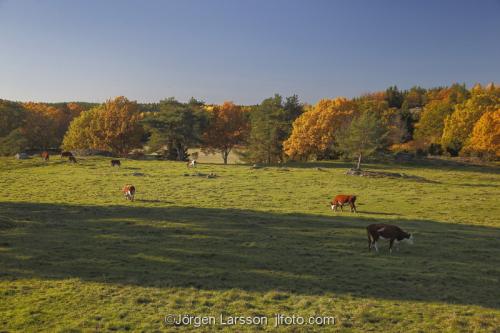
top-left (142, 98), bottom-right (208, 160)
top-left (336, 110), bottom-right (388, 170)
top-left (385, 86), bottom-right (404, 109)
top-left (245, 95), bottom-right (286, 164)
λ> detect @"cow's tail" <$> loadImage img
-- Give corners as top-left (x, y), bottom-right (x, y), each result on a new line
top-left (352, 195), bottom-right (357, 203)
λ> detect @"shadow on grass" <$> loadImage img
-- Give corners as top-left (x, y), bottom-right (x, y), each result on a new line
top-left (280, 159), bottom-right (500, 175)
top-left (282, 161), bottom-right (385, 170)
top-left (135, 199), bottom-right (175, 204)
top-left (0, 202), bottom-right (499, 309)
top-left (457, 183), bottom-right (500, 188)
top-left (397, 158), bottom-right (500, 174)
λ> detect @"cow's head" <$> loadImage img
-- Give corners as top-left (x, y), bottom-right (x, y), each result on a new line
top-left (330, 203), bottom-right (336, 210)
top-left (404, 233), bottom-right (414, 245)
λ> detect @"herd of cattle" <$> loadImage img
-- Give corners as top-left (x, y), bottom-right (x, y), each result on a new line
top-left (38, 151), bottom-right (415, 254)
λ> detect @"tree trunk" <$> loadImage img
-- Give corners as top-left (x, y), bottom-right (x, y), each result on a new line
top-left (222, 150), bottom-right (228, 165)
top-left (175, 145), bottom-right (183, 161)
top-left (356, 153), bottom-right (362, 170)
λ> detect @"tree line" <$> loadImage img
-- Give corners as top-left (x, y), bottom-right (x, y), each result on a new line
top-left (0, 82), bottom-right (498, 165)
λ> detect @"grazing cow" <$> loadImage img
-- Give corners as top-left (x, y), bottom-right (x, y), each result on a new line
top-left (367, 223), bottom-right (414, 253)
top-left (61, 151), bottom-right (73, 158)
top-left (68, 156), bottom-right (77, 163)
top-left (41, 151), bottom-right (50, 161)
top-left (111, 159), bottom-right (121, 167)
top-left (331, 195), bottom-right (357, 212)
top-left (187, 159), bottom-right (197, 168)
top-left (122, 184), bottom-right (136, 201)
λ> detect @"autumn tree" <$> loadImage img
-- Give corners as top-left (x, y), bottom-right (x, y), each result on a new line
top-left (62, 96), bottom-right (144, 155)
top-left (426, 83), bottom-right (470, 105)
top-left (202, 101), bottom-right (248, 164)
top-left (62, 107), bottom-right (99, 151)
top-left (335, 110), bottom-right (388, 170)
top-left (22, 103), bottom-right (62, 149)
top-left (284, 98), bottom-right (356, 160)
top-left (404, 86), bottom-right (427, 109)
top-left (441, 88), bottom-right (500, 155)
top-left (142, 98), bottom-right (208, 160)
top-left (463, 109), bottom-right (500, 159)
top-left (17, 102), bottom-right (85, 150)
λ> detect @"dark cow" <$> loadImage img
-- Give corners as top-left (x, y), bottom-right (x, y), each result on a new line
top-left (41, 151), bottom-right (50, 161)
top-left (61, 151), bottom-right (73, 158)
top-left (367, 223), bottom-right (414, 253)
top-left (68, 156), bottom-right (77, 163)
top-left (122, 184), bottom-right (136, 201)
top-left (330, 195), bottom-right (357, 212)
top-left (111, 159), bottom-right (121, 167)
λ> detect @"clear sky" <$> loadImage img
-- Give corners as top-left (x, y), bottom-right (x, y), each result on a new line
top-left (1, 0), bottom-right (499, 105)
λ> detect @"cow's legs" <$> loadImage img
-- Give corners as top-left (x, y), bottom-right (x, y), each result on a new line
top-left (373, 242), bottom-right (378, 252)
top-left (389, 239), bottom-right (395, 254)
top-left (340, 204), bottom-right (344, 212)
top-left (351, 202), bottom-right (357, 212)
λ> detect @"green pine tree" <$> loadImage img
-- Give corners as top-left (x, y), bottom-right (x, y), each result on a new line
top-left (336, 111), bottom-right (388, 170)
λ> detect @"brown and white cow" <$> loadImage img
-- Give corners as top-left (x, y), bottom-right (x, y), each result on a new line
top-left (41, 151), bottom-right (50, 161)
top-left (111, 159), bottom-right (121, 167)
top-left (330, 195), bottom-right (357, 212)
top-left (122, 184), bottom-right (136, 201)
top-left (367, 223), bottom-right (414, 253)
top-left (187, 159), bottom-right (197, 168)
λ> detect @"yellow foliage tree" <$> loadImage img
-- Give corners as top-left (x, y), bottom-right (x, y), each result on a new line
top-left (441, 93), bottom-right (500, 154)
top-left (62, 97), bottom-right (144, 155)
top-left (283, 98), bottom-right (356, 160)
top-left (414, 100), bottom-right (453, 146)
top-left (62, 108), bottom-right (99, 151)
top-left (463, 109), bottom-right (500, 159)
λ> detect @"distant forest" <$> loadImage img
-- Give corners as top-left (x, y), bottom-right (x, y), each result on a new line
top-left (1, 83), bottom-right (499, 164)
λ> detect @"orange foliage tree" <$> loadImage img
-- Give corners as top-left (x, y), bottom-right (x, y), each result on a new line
top-left (21, 102), bottom-right (84, 150)
top-left (202, 101), bottom-right (248, 164)
top-left (283, 98), bottom-right (356, 160)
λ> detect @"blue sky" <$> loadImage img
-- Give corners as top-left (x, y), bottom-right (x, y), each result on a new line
top-left (1, 0), bottom-right (499, 104)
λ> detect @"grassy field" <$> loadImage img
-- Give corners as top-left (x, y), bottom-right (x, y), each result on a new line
top-left (0, 156), bottom-right (499, 332)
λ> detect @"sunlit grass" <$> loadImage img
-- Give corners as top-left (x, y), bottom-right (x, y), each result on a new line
top-left (0, 156), bottom-right (499, 332)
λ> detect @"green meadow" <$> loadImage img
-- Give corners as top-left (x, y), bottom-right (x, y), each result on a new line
top-left (0, 157), bottom-right (499, 332)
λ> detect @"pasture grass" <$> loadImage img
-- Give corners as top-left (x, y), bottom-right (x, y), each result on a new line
top-left (0, 156), bottom-right (499, 332)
